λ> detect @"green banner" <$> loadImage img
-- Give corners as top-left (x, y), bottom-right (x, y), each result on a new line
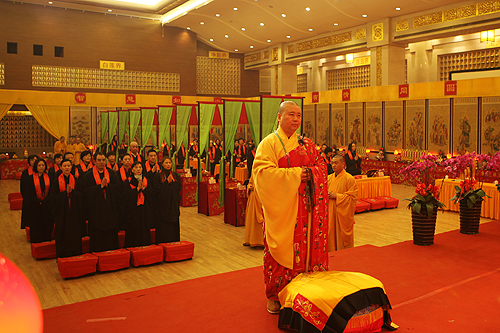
top-left (118, 110), bottom-right (129, 145)
top-left (100, 111), bottom-right (108, 144)
top-left (141, 108), bottom-right (156, 148)
top-left (244, 102), bottom-right (261, 146)
top-left (129, 110), bottom-right (141, 145)
top-left (108, 111), bottom-right (118, 144)
top-left (158, 106), bottom-right (173, 146)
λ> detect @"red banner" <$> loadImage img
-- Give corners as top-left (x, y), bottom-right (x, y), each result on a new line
top-left (126, 94), bottom-right (136, 104)
top-left (312, 92), bottom-right (319, 103)
top-left (172, 96), bottom-right (181, 104)
top-left (75, 93), bottom-right (86, 104)
top-left (399, 84), bottom-right (409, 98)
top-left (214, 97), bottom-right (222, 102)
top-left (445, 81), bottom-right (457, 95)
top-left (342, 89), bottom-right (350, 101)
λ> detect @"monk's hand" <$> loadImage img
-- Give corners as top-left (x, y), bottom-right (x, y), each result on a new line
top-left (328, 191), bottom-right (337, 199)
top-left (101, 177), bottom-right (108, 188)
top-left (66, 184), bottom-right (72, 194)
top-left (354, 155), bottom-right (359, 161)
top-left (301, 167), bottom-right (311, 182)
top-left (152, 165), bottom-right (157, 173)
top-left (138, 179), bottom-right (143, 190)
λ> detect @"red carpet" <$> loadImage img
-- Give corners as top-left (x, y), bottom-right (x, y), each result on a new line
top-left (44, 221), bottom-right (500, 333)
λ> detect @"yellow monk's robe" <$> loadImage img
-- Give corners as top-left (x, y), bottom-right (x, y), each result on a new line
top-left (244, 176), bottom-right (264, 247)
top-left (54, 140), bottom-right (67, 154)
top-left (252, 126), bottom-right (302, 269)
top-left (327, 169), bottom-right (358, 251)
top-left (73, 143), bottom-right (86, 164)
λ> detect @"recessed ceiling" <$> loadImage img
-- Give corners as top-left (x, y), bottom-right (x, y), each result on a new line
top-left (14, 0), bottom-right (466, 53)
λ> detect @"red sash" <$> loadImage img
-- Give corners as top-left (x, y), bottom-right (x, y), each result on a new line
top-left (120, 167), bottom-right (129, 182)
top-left (28, 167), bottom-right (34, 176)
top-left (33, 173), bottom-right (50, 200)
top-left (252, 150), bottom-right (255, 158)
top-left (110, 141), bottom-right (117, 151)
top-left (73, 166), bottom-right (80, 178)
top-left (161, 171), bottom-right (176, 183)
top-left (347, 150), bottom-right (354, 160)
top-left (93, 167), bottom-right (110, 199)
top-left (107, 162), bottom-right (119, 171)
top-left (130, 152), bottom-right (142, 163)
top-left (145, 162), bottom-right (160, 173)
top-left (54, 164), bottom-right (60, 172)
top-left (129, 176), bottom-right (147, 206)
top-left (58, 173), bottom-right (76, 208)
top-left (80, 161), bottom-right (93, 172)
top-left (209, 146), bottom-right (216, 160)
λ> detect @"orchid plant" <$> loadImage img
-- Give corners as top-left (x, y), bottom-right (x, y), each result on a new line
top-left (400, 154), bottom-right (445, 216)
top-left (487, 151), bottom-right (500, 192)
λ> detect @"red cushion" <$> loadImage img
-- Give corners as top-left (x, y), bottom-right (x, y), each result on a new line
top-left (10, 198), bottom-right (22, 210)
top-left (93, 249), bottom-right (131, 272)
top-left (360, 198), bottom-right (386, 210)
top-left (25, 226), bottom-right (31, 242)
top-left (127, 245), bottom-right (163, 267)
top-left (82, 236), bottom-right (90, 254)
top-left (118, 231), bottom-right (125, 248)
top-left (31, 241), bottom-right (57, 259)
top-left (355, 200), bottom-right (371, 213)
top-left (150, 229), bottom-right (155, 244)
top-left (160, 241), bottom-right (195, 262)
top-left (57, 254), bottom-right (98, 279)
top-left (8, 192), bottom-right (22, 202)
top-left (376, 196), bottom-right (399, 209)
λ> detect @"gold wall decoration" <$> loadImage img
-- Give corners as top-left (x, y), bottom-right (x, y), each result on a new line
top-left (376, 46), bottom-right (382, 86)
top-left (0, 115), bottom-right (57, 149)
top-left (263, 50), bottom-right (270, 59)
top-left (244, 53), bottom-right (262, 63)
top-left (356, 28), bottom-right (366, 40)
top-left (413, 11), bottom-right (443, 28)
top-left (477, 0), bottom-right (500, 15)
top-left (296, 32), bottom-right (352, 52)
top-left (297, 74), bottom-right (307, 93)
top-left (32, 65), bottom-right (180, 92)
top-left (99, 60), bottom-right (125, 70)
top-left (443, 4), bottom-right (476, 21)
top-left (396, 19), bottom-right (409, 31)
top-left (275, 67), bottom-right (278, 95)
top-left (272, 48), bottom-right (279, 62)
top-left (209, 51), bottom-right (229, 59)
top-left (0, 63), bottom-right (4, 85)
top-left (372, 23), bottom-right (384, 42)
top-left (326, 66), bottom-right (370, 91)
top-left (438, 48), bottom-right (500, 81)
top-left (196, 56), bottom-right (240, 95)
top-left (287, 45), bottom-right (295, 54)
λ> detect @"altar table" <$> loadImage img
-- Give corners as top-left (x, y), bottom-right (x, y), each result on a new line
top-left (436, 179), bottom-right (500, 220)
top-left (224, 187), bottom-right (247, 227)
top-left (180, 176), bottom-right (197, 207)
top-left (198, 182), bottom-right (224, 216)
top-left (1, 159), bottom-right (53, 180)
top-left (234, 167), bottom-right (248, 183)
top-left (355, 176), bottom-right (392, 199)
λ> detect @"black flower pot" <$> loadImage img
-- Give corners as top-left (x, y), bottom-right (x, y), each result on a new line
top-left (411, 208), bottom-right (437, 246)
top-left (459, 198), bottom-right (483, 235)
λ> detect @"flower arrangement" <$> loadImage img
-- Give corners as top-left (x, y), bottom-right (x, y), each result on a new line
top-left (400, 154), bottom-right (445, 215)
top-left (442, 152), bottom-right (494, 208)
top-left (376, 147), bottom-right (385, 161)
top-left (487, 151), bottom-right (500, 192)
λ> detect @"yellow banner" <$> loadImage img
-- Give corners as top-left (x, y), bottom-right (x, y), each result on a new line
top-left (100, 60), bottom-right (125, 70)
top-left (354, 56), bottom-right (371, 67)
top-left (209, 51), bottom-right (229, 59)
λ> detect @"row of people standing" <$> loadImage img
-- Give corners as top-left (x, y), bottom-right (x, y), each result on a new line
top-left (319, 141), bottom-right (362, 176)
top-left (20, 149), bottom-right (181, 259)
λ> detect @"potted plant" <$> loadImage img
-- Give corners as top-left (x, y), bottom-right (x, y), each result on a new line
top-left (400, 154), bottom-right (445, 246)
top-left (442, 152), bottom-right (492, 234)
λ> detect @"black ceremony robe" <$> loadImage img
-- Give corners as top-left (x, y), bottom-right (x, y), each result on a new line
top-left (23, 173), bottom-right (54, 242)
top-left (153, 171), bottom-right (181, 243)
top-left (176, 145), bottom-right (187, 169)
top-left (345, 152), bottom-right (362, 176)
top-left (48, 165), bottom-right (61, 180)
top-left (122, 175), bottom-right (155, 247)
top-left (50, 174), bottom-right (86, 258)
top-left (117, 166), bottom-right (131, 231)
top-left (82, 168), bottom-right (120, 252)
top-left (20, 168), bottom-right (32, 229)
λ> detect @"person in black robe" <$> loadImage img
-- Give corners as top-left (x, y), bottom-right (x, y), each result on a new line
top-left (48, 153), bottom-right (63, 179)
top-left (23, 158), bottom-right (53, 242)
top-left (122, 161), bottom-right (154, 247)
top-left (50, 159), bottom-right (86, 257)
top-left (20, 154), bottom-right (38, 229)
top-left (129, 141), bottom-right (143, 164)
top-left (345, 141), bottom-right (362, 176)
top-left (176, 143), bottom-right (187, 170)
top-left (153, 156), bottom-right (182, 243)
top-left (324, 147), bottom-right (334, 175)
top-left (82, 152), bottom-right (120, 252)
top-left (76, 150), bottom-right (93, 176)
top-left (106, 151), bottom-right (119, 172)
top-left (163, 142), bottom-right (176, 158)
top-left (116, 154), bottom-right (132, 231)
top-left (246, 142), bottom-right (256, 180)
top-left (144, 149), bottom-right (160, 180)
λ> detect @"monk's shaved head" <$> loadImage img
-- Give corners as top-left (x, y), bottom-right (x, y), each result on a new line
top-left (278, 101), bottom-right (299, 115)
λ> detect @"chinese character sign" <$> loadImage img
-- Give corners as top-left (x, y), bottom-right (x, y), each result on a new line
top-left (342, 89), bottom-right (350, 101)
top-left (75, 93), bottom-right (86, 104)
top-left (99, 60), bottom-right (125, 71)
top-left (445, 81), bottom-right (457, 95)
top-left (399, 84), bottom-right (409, 98)
top-left (126, 95), bottom-right (136, 104)
top-left (172, 96), bottom-right (181, 104)
top-left (312, 92), bottom-right (319, 103)
top-left (208, 51), bottom-right (229, 59)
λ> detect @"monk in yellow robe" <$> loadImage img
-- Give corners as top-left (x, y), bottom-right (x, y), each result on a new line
top-left (54, 136), bottom-right (67, 154)
top-left (243, 176), bottom-right (264, 247)
top-left (253, 101), bottom-right (329, 314)
top-left (73, 137), bottom-right (87, 164)
top-left (327, 155), bottom-right (358, 251)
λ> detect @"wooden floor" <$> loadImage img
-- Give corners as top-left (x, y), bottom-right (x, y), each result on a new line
top-left (0, 179), bottom-right (494, 310)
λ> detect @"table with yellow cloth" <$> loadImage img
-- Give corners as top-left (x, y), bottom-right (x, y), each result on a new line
top-left (189, 159), bottom-right (205, 170)
top-left (234, 167), bottom-right (248, 183)
top-left (354, 176), bottom-right (392, 199)
top-left (213, 164), bottom-right (230, 176)
top-left (436, 179), bottom-right (500, 220)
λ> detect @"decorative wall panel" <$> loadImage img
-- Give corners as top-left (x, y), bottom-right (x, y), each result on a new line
top-left (365, 102), bottom-right (383, 149)
top-left (316, 104), bottom-right (330, 145)
top-left (405, 100), bottom-right (426, 150)
top-left (0, 115), bottom-right (56, 148)
top-left (32, 65), bottom-right (180, 92)
top-left (0, 63), bottom-right (4, 85)
top-left (438, 48), bottom-right (500, 81)
top-left (428, 98), bottom-right (450, 154)
top-left (331, 103), bottom-right (346, 149)
top-left (196, 57), bottom-right (240, 96)
top-left (347, 102), bottom-right (364, 145)
top-left (453, 98), bottom-right (478, 155)
top-left (481, 96), bottom-right (500, 154)
top-left (303, 105), bottom-right (316, 142)
top-left (326, 66), bottom-right (370, 90)
top-left (70, 107), bottom-right (92, 146)
top-left (297, 74), bottom-right (307, 93)
top-left (384, 101), bottom-right (403, 152)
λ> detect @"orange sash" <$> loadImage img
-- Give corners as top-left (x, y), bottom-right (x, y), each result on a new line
top-left (58, 173), bottom-right (76, 208)
top-left (28, 167), bottom-right (33, 176)
top-left (54, 164), bottom-right (60, 172)
top-left (145, 162), bottom-right (160, 173)
top-left (120, 167), bottom-right (130, 182)
top-left (348, 150), bottom-right (355, 160)
top-left (80, 161), bottom-right (93, 172)
top-left (107, 162), bottom-right (119, 171)
top-left (161, 171), bottom-right (176, 183)
top-left (93, 167), bottom-right (110, 199)
top-left (130, 152), bottom-right (142, 163)
top-left (33, 173), bottom-right (50, 200)
top-left (129, 176), bottom-right (148, 206)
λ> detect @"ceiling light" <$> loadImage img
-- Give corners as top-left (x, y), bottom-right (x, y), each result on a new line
top-left (334, 23), bottom-right (338, 26)
top-left (200, 21), bottom-right (204, 25)
top-left (210, 38), bottom-right (214, 41)
top-left (480, 30), bottom-right (495, 42)
top-left (267, 39), bottom-right (271, 43)
top-left (309, 28), bottom-right (313, 31)
top-left (282, 13), bottom-right (286, 17)
top-left (260, 22), bottom-right (264, 26)
top-left (286, 35), bottom-right (290, 38)
top-left (108, 9), bottom-right (112, 12)
top-left (362, 14), bottom-right (367, 17)
top-left (233, 7), bottom-right (238, 10)
top-left (187, 27), bottom-right (190, 30)
top-left (305, 7), bottom-right (310, 11)
top-left (235, 49), bottom-right (238, 52)
top-left (250, 45), bottom-right (254, 48)
top-left (161, 0), bottom-right (215, 24)
top-left (241, 27), bottom-right (245, 31)
top-left (215, 13), bottom-right (220, 17)
top-left (48, 1), bottom-right (52, 3)
top-left (346, 53), bottom-right (354, 63)
top-left (225, 34), bottom-right (229, 38)
top-left (395, 7), bottom-right (401, 10)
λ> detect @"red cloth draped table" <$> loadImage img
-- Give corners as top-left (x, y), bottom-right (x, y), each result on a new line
top-left (355, 176), bottom-right (392, 199)
top-left (387, 161), bottom-right (410, 184)
top-left (1, 159), bottom-right (53, 180)
top-left (484, 170), bottom-right (500, 183)
top-left (198, 182), bottom-right (224, 216)
top-left (234, 167), bottom-right (248, 183)
top-left (360, 160), bottom-right (389, 175)
top-left (436, 179), bottom-right (500, 220)
top-left (224, 187), bottom-right (247, 226)
top-left (180, 176), bottom-right (197, 207)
